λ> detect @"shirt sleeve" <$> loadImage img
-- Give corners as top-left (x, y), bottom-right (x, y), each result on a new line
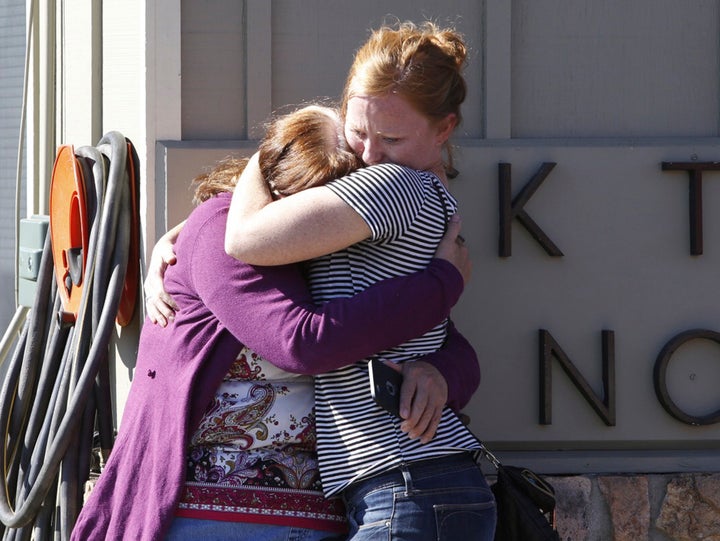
top-left (326, 163), bottom-right (428, 241)
top-left (189, 204), bottom-right (465, 377)
top-left (421, 319), bottom-right (480, 412)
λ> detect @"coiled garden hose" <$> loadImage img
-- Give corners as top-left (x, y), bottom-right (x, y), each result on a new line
top-left (0, 131), bottom-right (139, 540)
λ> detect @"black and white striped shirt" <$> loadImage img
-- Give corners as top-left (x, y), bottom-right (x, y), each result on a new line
top-left (309, 163), bottom-right (481, 497)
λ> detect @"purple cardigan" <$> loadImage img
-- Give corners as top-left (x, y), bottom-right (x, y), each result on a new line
top-left (71, 193), bottom-right (478, 540)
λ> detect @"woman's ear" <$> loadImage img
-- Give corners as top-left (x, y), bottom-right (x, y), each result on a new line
top-left (435, 113), bottom-right (458, 146)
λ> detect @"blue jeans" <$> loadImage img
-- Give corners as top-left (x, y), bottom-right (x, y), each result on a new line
top-left (164, 517), bottom-right (345, 541)
top-left (342, 453), bottom-right (496, 541)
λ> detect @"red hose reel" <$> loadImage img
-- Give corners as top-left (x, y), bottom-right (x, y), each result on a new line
top-left (48, 142), bottom-right (139, 326)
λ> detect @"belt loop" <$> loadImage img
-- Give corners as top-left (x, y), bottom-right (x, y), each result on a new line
top-left (399, 462), bottom-right (415, 495)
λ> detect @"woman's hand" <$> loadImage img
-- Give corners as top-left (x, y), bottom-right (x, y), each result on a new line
top-left (397, 361), bottom-right (448, 444)
top-left (143, 223), bottom-right (184, 326)
top-left (435, 214), bottom-right (471, 285)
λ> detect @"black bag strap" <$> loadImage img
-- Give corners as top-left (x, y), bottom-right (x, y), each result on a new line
top-left (462, 418), bottom-right (557, 515)
top-left (476, 440), bottom-right (502, 469)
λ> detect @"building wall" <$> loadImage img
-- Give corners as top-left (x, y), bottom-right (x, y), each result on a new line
top-left (3, 2), bottom-right (712, 537)
top-left (156, 1), bottom-right (720, 475)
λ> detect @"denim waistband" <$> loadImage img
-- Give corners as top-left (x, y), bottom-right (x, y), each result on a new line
top-left (344, 452), bottom-right (478, 499)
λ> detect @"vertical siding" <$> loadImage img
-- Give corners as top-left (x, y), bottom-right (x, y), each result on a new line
top-left (179, 0), bottom-right (483, 139)
top-left (511, 0), bottom-right (720, 137)
top-left (181, 0), bottom-right (246, 139)
top-left (0, 0), bottom-right (26, 331)
top-left (177, 1), bottom-right (720, 140)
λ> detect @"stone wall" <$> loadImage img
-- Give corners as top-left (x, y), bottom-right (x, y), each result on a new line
top-left (544, 473), bottom-right (720, 540)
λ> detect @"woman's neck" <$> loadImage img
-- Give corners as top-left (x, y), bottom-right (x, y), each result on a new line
top-left (427, 163), bottom-right (449, 187)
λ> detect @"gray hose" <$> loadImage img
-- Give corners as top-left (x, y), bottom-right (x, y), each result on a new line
top-left (0, 132), bottom-right (139, 540)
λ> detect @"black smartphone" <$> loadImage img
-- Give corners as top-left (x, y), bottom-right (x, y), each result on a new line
top-left (368, 359), bottom-right (403, 416)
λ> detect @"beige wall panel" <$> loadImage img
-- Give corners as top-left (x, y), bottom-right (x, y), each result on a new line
top-left (156, 141), bottom-right (256, 235)
top-left (449, 140), bottom-right (720, 456)
top-left (158, 136), bottom-right (720, 458)
top-left (511, 0), bottom-right (720, 137)
top-left (181, 0), bottom-right (246, 138)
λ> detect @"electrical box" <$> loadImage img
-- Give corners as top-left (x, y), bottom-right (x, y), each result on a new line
top-left (19, 215), bottom-right (49, 308)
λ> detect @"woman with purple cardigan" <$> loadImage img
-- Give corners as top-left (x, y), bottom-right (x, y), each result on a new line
top-left (71, 105), bottom-right (477, 541)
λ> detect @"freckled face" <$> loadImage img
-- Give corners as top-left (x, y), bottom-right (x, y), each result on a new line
top-left (344, 93), bottom-right (454, 174)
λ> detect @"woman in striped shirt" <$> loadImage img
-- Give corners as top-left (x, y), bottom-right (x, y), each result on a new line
top-left (225, 21), bottom-right (496, 541)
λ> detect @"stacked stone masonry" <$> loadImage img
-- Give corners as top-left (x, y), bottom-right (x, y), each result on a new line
top-left (543, 473), bottom-right (720, 540)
